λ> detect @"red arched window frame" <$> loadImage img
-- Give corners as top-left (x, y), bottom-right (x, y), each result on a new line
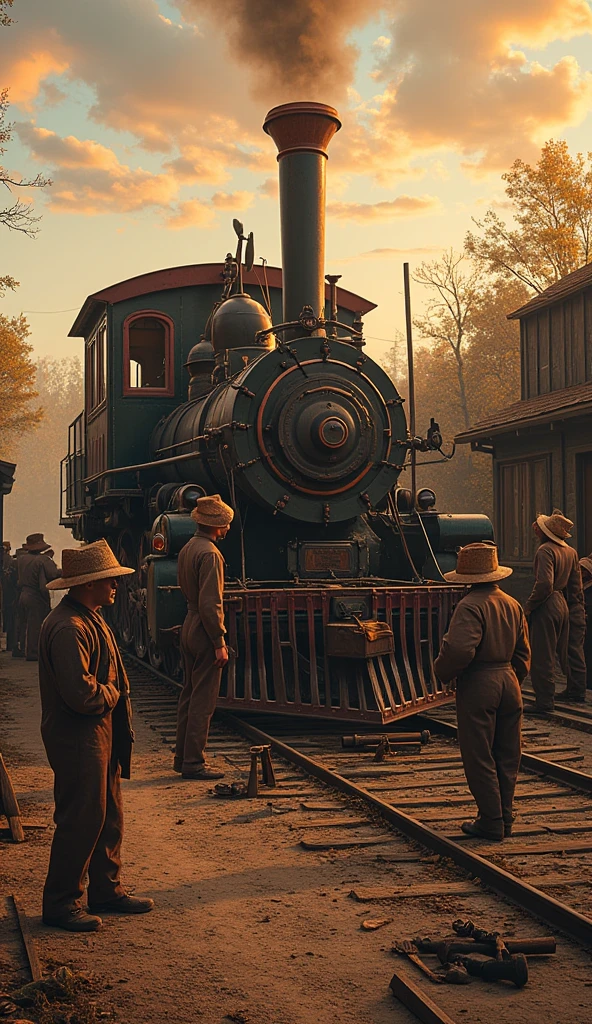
top-left (123, 310), bottom-right (175, 397)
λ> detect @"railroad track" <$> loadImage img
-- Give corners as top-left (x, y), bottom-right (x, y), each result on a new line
top-left (124, 653), bottom-right (592, 949)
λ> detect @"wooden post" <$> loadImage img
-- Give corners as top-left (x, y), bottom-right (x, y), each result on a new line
top-left (0, 752), bottom-right (25, 843)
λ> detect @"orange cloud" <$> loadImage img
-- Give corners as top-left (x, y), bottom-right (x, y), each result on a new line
top-left (327, 194), bottom-right (442, 222)
top-left (15, 122), bottom-right (178, 215)
top-left (165, 199), bottom-right (216, 230)
top-left (8, 50), bottom-right (69, 108)
top-left (211, 190), bottom-right (254, 210)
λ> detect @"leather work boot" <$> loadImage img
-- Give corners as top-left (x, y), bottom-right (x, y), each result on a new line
top-left (523, 704), bottom-right (553, 716)
top-left (89, 895), bottom-right (154, 915)
top-left (461, 819), bottom-right (504, 842)
top-left (181, 765), bottom-right (225, 780)
top-left (556, 689), bottom-right (586, 704)
top-left (173, 759), bottom-right (182, 774)
top-left (43, 907), bottom-right (103, 932)
top-left (504, 817), bottom-right (516, 838)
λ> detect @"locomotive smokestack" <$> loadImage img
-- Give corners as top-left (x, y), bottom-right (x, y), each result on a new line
top-left (263, 102), bottom-right (341, 327)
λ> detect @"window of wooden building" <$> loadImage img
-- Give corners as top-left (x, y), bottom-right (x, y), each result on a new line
top-left (86, 319), bottom-right (107, 413)
top-left (123, 311), bottom-right (174, 396)
top-left (497, 455), bottom-right (551, 563)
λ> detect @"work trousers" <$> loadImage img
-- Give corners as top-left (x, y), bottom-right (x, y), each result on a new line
top-left (528, 593), bottom-right (569, 710)
top-left (19, 588), bottom-right (50, 660)
top-left (567, 617), bottom-right (587, 698)
top-left (175, 618), bottom-right (222, 771)
top-left (42, 719), bottom-right (125, 917)
top-left (456, 668), bottom-right (523, 831)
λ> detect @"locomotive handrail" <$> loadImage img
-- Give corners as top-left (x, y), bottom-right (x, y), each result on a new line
top-left (83, 446), bottom-right (207, 485)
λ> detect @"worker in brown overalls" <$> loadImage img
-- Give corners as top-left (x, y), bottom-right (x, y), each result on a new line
top-left (525, 510), bottom-right (586, 710)
top-left (40, 539), bottom-right (154, 932)
top-left (434, 543), bottom-right (530, 841)
top-left (17, 534), bottom-right (60, 661)
top-left (175, 494), bottom-right (234, 780)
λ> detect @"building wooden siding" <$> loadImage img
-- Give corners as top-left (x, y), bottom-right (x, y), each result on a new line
top-left (521, 286), bottom-right (592, 398)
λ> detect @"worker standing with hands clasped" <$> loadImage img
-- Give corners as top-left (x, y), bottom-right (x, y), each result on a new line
top-left (175, 494), bottom-right (234, 780)
top-left (434, 543), bottom-right (530, 842)
top-left (40, 539), bottom-right (154, 931)
top-left (525, 510), bottom-right (586, 711)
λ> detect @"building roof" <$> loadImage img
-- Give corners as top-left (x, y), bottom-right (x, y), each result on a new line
top-left (68, 263), bottom-right (377, 337)
top-left (508, 261), bottom-right (592, 320)
top-left (455, 381), bottom-right (592, 444)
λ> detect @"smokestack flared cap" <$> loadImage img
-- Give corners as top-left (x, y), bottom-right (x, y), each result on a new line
top-left (263, 102), bottom-right (341, 159)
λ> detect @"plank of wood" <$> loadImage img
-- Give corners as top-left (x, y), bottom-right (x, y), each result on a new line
top-left (10, 895), bottom-right (42, 981)
top-left (291, 818), bottom-right (369, 830)
top-left (422, 801), bottom-right (592, 822)
top-left (390, 968), bottom-right (458, 1024)
top-left (300, 836), bottom-right (401, 851)
top-left (350, 876), bottom-right (591, 901)
top-left (474, 839), bottom-right (592, 856)
top-left (360, 787), bottom-right (571, 806)
top-left (299, 802), bottom-right (345, 811)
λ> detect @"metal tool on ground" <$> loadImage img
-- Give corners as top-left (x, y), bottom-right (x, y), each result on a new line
top-left (246, 744), bottom-right (278, 796)
top-left (391, 941), bottom-right (444, 984)
top-left (0, 753), bottom-right (24, 843)
top-left (341, 731), bottom-right (430, 749)
top-left (452, 953), bottom-right (529, 988)
top-left (419, 936), bottom-right (556, 962)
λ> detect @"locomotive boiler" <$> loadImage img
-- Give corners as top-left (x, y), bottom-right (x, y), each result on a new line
top-left (60, 101), bottom-right (493, 724)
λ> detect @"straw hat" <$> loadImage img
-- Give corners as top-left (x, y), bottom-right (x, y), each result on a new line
top-left (47, 539), bottom-right (134, 590)
top-left (191, 494), bottom-right (234, 528)
top-left (24, 533), bottom-right (51, 552)
top-left (444, 542), bottom-right (512, 584)
top-left (536, 509), bottom-right (573, 546)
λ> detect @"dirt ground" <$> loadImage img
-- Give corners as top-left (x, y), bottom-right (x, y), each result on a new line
top-left (1, 655), bottom-right (592, 1024)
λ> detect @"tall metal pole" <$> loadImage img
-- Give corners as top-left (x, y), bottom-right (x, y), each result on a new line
top-left (403, 263), bottom-right (417, 508)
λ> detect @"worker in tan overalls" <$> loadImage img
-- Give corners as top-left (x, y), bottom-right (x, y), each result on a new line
top-left (525, 510), bottom-right (586, 711)
top-left (175, 494), bottom-right (234, 780)
top-left (434, 543), bottom-right (530, 841)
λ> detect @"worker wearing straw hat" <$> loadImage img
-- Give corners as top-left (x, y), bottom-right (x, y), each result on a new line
top-left (39, 539), bottom-right (154, 932)
top-left (175, 494), bottom-right (234, 780)
top-left (16, 533), bottom-right (60, 660)
top-left (525, 510), bottom-right (586, 711)
top-left (434, 542), bottom-right (530, 841)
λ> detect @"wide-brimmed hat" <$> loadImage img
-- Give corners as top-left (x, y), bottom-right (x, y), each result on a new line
top-left (47, 539), bottom-right (134, 590)
top-left (444, 542), bottom-right (513, 584)
top-left (536, 509), bottom-right (573, 546)
top-left (24, 533), bottom-right (51, 552)
top-left (191, 494), bottom-right (234, 528)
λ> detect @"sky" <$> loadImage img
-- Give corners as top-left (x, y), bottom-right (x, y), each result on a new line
top-left (3, 0), bottom-right (592, 370)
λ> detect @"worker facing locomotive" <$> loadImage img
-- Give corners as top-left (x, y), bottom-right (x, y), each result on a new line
top-left (59, 101), bottom-right (495, 724)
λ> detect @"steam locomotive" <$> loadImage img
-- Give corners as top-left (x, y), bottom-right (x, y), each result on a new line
top-left (60, 101), bottom-right (493, 723)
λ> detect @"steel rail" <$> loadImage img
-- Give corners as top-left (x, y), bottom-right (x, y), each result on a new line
top-left (220, 710), bottom-right (592, 946)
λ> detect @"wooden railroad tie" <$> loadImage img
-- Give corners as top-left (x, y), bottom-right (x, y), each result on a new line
top-left (9, 895), bottom-right (42, 981)
top-left (0, 752), bottom-right (25, 843)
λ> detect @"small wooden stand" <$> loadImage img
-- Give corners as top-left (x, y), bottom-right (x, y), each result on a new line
top-left (0, 752), bottom-right (25, 842)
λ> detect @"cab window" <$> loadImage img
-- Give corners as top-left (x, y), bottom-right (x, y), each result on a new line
top-left (123, 312), bottom-right (174, 396)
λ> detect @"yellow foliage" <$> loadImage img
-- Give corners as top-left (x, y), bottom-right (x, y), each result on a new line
top-left (0, 312), bottom-right (42, 454)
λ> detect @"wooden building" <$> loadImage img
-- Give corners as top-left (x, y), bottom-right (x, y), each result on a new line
top-left (456, 262), bottom-right (592, 600)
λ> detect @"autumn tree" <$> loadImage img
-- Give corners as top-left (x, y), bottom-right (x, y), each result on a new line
top-left (465, 140), bottom-right (592, 294)
top-left (413, 250), bottom-right (482, 432)
top-left (0, 311), bottom-right (42, 454)
top-left (1, 2), bottom-right (51, 236)
top-left (4, 357), bottom-right (83, 556)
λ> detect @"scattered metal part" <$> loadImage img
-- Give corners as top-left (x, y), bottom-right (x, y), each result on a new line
top-left (453, 953), bottom-right (529, 988)
top-left (247, 746), bottom-right (263, 797)
top-left (360, 917), bottom-right (392, 931)
top-left (260, 745), bottom-right (276, 787)
top-left (392, 941), bottom-right (444, 984)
